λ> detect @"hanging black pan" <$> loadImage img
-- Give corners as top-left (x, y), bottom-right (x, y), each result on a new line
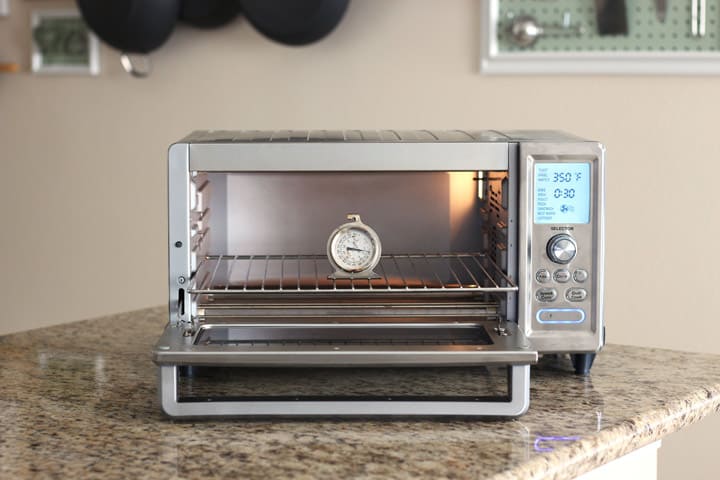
top-left (179, 0), bottom-right (242, 29)
top-left (76, 0), bottom-right (180, 76)
top-left (239, 0), bottom-right (350, 46)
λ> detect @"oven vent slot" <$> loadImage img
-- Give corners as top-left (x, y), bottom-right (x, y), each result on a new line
top-left (188, 253), bottom-right (517, 296)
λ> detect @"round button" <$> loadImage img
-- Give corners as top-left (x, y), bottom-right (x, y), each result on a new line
top-left (535, 269), bottom-right (551, 283)
top-left (546, 234), bottom-right (577, 265)
top-left (573, 269), bottom-right (588, 283)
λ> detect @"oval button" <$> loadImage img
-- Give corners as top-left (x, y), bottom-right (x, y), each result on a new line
top-left (535, 288), bottom-right (558, 303)
top-left (536, 308), bottom-right (586, 324)
top-left (536, 269), bottom-right (551, 283)
top-left (573, 269), bottom-right (589, 283)
top-left (553, 269), bottom-right (571, 283)
top-left (566, 288), bottom-right (588, 302)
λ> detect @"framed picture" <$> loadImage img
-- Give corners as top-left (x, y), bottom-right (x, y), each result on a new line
top-left (31, 9), bottom-right (100, 75)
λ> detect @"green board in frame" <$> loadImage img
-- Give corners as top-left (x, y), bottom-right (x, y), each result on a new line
top-left (481, 0), bottom-right (720, 74)
top-left (31, 9), bottom-right (99, 75)
top-left (497, 0), bottom-right (718, 53)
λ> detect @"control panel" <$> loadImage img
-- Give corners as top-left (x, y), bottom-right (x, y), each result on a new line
top-left (520, 144), bottom-right (604, 354)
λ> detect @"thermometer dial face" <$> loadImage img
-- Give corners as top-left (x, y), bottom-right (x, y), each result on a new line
top-left (331, 227), bottom-right (377, 272)
top-left (327, 215), bottom-right (382, 276)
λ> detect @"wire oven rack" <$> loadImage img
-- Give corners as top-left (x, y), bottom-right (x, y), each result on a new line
top-left (189, 253), bottom-right (517, 296)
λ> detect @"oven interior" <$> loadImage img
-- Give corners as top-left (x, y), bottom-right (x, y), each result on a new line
top-left (182, 170), bottom-right (517, 349)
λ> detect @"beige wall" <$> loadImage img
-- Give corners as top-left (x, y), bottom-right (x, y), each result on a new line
top-left (1, 0), bottom-right (718, 478)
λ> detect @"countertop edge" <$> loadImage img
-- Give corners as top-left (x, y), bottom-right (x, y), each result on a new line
top-left (494, 384), bottom-right (720, 480)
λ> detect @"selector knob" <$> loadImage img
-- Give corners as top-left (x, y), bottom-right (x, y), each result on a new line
top-left (546, 234), bottom-right (577, 264)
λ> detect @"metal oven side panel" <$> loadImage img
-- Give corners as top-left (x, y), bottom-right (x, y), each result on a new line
top-left (517, 141), bottom-right (605, 353)
top-left (168, 143), bottom-right (191, 326)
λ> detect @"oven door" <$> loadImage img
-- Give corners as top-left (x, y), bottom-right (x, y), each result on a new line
top-left (153, 320), bottom-right (536, 418)
top-left (154, 318), bottom-right (536, 367)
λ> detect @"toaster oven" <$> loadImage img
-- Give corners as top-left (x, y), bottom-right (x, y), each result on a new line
top-left (153, 130), bottom-right (605, 417)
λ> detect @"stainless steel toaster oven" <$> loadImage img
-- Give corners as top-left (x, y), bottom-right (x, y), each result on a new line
top-left (153, 130), bottom-right (605, 417)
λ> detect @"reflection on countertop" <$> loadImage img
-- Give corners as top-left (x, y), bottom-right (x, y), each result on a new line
top-left (1, 307), bottom-right (719, 479)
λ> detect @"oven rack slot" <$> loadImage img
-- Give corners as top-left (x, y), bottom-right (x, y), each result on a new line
top-left (189, 253), bottom-right (517, 296)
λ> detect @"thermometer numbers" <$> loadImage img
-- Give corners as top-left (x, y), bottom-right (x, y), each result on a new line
top-left (333, 228), bottom-right (375, 271)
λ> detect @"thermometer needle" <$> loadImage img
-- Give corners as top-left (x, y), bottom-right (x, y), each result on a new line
top-left (346, 247), bottom-right (368, 253)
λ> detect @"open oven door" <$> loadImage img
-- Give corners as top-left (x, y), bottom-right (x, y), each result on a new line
top-left (153, 320), bottom-right (537, 418)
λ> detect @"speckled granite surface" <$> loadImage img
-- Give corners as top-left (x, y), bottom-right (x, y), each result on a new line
top-left (1, 307), bottom-right (719, 479)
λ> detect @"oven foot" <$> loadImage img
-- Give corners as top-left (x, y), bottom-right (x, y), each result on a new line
top-left (571, 353), bottom-right (596, 375)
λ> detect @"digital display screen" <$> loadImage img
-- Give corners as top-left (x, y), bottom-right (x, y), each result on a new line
top-left (534, 163), bottom-right (591, 224)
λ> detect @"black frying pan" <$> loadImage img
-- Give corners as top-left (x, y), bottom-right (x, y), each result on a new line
top-left (76, 0), bottom-right (179, 54)
top-left (179, 0), bottom-right (242, 29)
top-left (239, 0), bottom-right (350, 46)
top-left (76, 0), bottom-right (349, 77)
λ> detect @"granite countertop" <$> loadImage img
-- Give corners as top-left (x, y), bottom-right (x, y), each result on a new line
top-left (1, 307), bottom-right (720, 479)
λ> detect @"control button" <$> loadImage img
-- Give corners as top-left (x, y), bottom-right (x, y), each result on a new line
top-left (566, 288), bottom-right (588, 302)
top-left (573, 269), bottom-right (589, 283)
top-left (535, 269), bottom-right (551, 283)
top-left (536, 308), bottom-right (586, 324)
top-left (546, 234), bottom-right (577, 265)
top-left (535, 288), bottom-right (558, 303)
top-left (553, 269), bottom-right (571, 283)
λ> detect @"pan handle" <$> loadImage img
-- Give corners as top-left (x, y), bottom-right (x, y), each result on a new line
top-left (120, 53), bottom-right (152, 78)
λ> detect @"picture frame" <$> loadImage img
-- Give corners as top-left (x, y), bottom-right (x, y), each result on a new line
top-left (31, 9), bottom-right (100, 75)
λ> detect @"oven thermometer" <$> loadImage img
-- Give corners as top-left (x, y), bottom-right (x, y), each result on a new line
top-left (327, 214), bottom-right (382, 279)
